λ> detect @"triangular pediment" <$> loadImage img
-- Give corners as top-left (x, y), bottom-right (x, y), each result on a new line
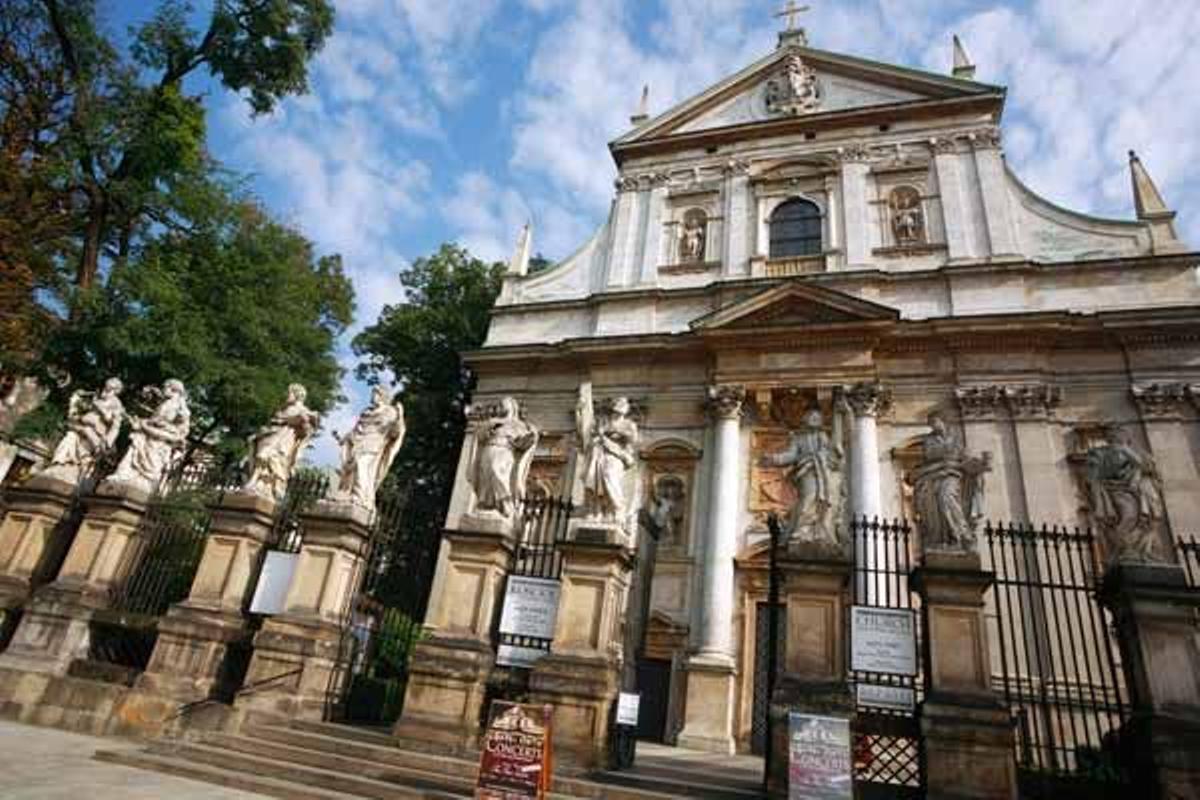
top-left (614, 43), bottom-right (1002, 147)
top-left (691, 282), bottom-right (899, 332)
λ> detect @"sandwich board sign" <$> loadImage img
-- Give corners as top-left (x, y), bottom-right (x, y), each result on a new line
top-left (475, 701), bottom-right (553, 800)
top-left (788, 712), bottom-right (852, 800)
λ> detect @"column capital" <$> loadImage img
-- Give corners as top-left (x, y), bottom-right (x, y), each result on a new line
top-left (954, 384), bottom-right (1005, 420)
top-left (845, 382), bottom-right (892, 418)
top-left (706, 384), bottom-right (747, 421)
top-left (967, 127), bottom-right (1003, 151)
top-left (1002, 383), bottom-right (1061, 420)
top-left (1131, 381), bottom-right (1190, 420)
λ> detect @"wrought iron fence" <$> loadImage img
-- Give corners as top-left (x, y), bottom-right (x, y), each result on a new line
top-left (983, 522), bottom-right (1131, 796)
top-left (848, 517), bottom-right (924, 798)
top-left (496, 496), bottom-right (573, 658)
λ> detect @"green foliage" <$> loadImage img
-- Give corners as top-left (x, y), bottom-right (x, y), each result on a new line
top-left (353, 244), bottom-right (504, 538)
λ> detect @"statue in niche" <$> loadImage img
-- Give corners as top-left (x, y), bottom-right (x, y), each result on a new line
top-left (765, 54), bottom-right (820, 116)
top-left (759, 401), bottom-right (846, 545)
top-left (107, 380), bottom-right (191, 493)
top-left (331, 386), bottom-right (406, 511)
top-left (889, 186), bottom-right (926, 246)
top-left (576, 385), bottom-right (640, 525)
top-left (1084, 424), bottom-right (1167, 565)
top-left (469, 396), bottom-right (538, 519)
top-left (243, 383), bottom-right (320, 502)
top-left (646, 474), bottom-right (687, 546)
top-left (38, 377), bottom-right (126, 485)
top-left (678, 210), bottom-right (706, 263)
top-left (909, 412), bottom-right (992, 551)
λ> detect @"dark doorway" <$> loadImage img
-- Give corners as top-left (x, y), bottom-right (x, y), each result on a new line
top-left (751, 601), bottom-right (786, 755)
top-left (634, 659), bottom-right (671, 742)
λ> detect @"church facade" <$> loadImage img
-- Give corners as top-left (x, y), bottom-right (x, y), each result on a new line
top-left (424, 28), bottom-right (1199, 758)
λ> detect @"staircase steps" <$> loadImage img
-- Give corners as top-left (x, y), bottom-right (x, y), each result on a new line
top-left (95, 717), bottom-right (767, 799)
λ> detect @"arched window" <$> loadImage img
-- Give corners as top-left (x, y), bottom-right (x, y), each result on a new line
top-left (769, 198), bottom-right (822, 258)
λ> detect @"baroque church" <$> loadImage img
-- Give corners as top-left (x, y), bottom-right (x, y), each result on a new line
top-left (413, 17), bottom-right (1199, 764)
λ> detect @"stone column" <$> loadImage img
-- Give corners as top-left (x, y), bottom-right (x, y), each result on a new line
top-left (846, 383), bottom-right (889, 520)
top-left (394, 525), bottom-right (512, 753)
top-left (839, 148), bottom-right (872, 269)
top-left (237, 500), bottom-right (371, 720)
top-left (529, 531), bottom-right (635, 768)
top-left (912, 551), bottom-right (1017, 800)
top-left (0, 476), bottom-right (80, 622)
top-left (678, 385), bottom-right (745, 754)
top-left (137, 491), bottom-right (276, 703)
top-left (0, 481), bottom-right (151, 675)
top-left (767, 544), bottom-right (854, 798)
top-left (1099, 563), bottom-right (1200, 797)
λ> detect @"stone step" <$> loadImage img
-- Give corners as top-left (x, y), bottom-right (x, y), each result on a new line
top-left (591, 768), bottom-right (765, 800)
top-left (93, 748), bottom-right (362, 800)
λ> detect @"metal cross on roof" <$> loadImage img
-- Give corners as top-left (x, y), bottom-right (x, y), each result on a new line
top-left (774, 0), bottom-right (811, 31)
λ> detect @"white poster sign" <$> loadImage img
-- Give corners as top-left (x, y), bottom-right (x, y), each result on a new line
top-left (495, 644), bottom-right (547, 669)
top-left (498, 576), bottom-right (561, 640)
top-left (616, 692), bottom-right (640, 727)
top-left (856, 683), bottom-right (916, 713)
top-left (850, 606), bottom-right (917, 676)
top-left (248, 551), bottom-right (298, 615)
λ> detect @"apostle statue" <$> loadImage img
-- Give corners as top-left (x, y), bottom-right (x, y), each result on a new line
top-left (759, 403), bottom-right (845, 546)
top-left (909, 412), bottom-right (992, 551)
top-left (577, 386), bottom-right (640, 525)
top-left (243, 383), bottom-right (320, 502)
top-left (37, 377), bottom-right (126, 486)
top-left (330, 387), bottom-right (406, 511)
top-left (106, 380), bottom-right (191, 494)
top-left (468, 397), bottom-right (538, 520)
top-left (679, 213), bottom-right (706, 263)
top-left (1085, 425), bottom-right (1167, 565)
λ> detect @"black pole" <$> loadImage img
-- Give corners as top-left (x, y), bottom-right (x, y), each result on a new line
top-left (763, 513), bottom-right (783, 795)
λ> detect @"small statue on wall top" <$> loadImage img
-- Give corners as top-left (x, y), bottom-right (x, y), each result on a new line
top-left (889, 186), bottom-right (926, 246)
top-left (678, 210), bottom-right (706, 263)
top-left (106, 379), bottom-right (191, 494)
top-left (37, 377), bottom-right (126, 486)
top-left (243, 383), bottom-right (320, 502)
top-left (909, 412), bottom-right (992, 552)
top-left (576, 384), bottom-right (640, 527)
top-left (759, 400), bottom-right (846, 547)
top-left (331, 386), bottom-right (406, 511)
top-left (1084, 424), bottom-right (1167, 565)
top-left (468, 396), bottom-right (538, 519)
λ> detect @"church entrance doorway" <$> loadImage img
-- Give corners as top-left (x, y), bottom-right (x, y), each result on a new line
top-left (633, 658), bottom-right (671, 742)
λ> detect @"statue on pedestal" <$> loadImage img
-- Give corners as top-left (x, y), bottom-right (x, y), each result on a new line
top-left (909, 412), bottom-right (991, 551)
top-left (330, 387), bottom-right (406, 511)
top-left (759, 401), bottom-right (846, 546)
top-left (1085, 425), bottom-right (1167, 565)
top-left (37, 377), bottom-right (126, 486)
top-left (243, 384), bottom-right (320, 502)
top-left (106, 380), bottom-right (191, 494)
top-left (468, 397), bottom-right (538, 520)
top-left (577, 386), bottom-right (640, 526)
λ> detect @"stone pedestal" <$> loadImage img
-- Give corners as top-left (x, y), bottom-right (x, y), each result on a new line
top-left (237, 500), bottom-right (371, 720)
top-left (529, 529), bottom-right (634, 768)
top-left (0, 476), bottom-right (79, 613)
top-left (677, 656), bottom-right (737, 754)
top-left (912, 551), bottom-right (1017, 800)
top-left (394, 526), bottom-right (513, 753)
top-left (0, 482), bottom-right (150, 676)
top-left (766, 545), bottom-right (854, 798)
top-left (1099, 563), bottom-right (1200, 798)
top-left (137, 491), bottom-right (276, 703)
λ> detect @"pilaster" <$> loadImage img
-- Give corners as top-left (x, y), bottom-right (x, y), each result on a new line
top-left (1003, 384), bottom-right (1069, 524)
top-left (931, 138), bottom-right (974, 261)
top-left (607, 177), bottom-right (643, 289)
top-left (838, 148), bottom-right (872, 269)
top-left (968, 128), bottom-right (1020, 259)
top-left (1131, 382), bottom-right (1199, 538)
top-left (722, 161), bottom-right (751, 277)
top-left (638, 174), bottom-right (670, 285)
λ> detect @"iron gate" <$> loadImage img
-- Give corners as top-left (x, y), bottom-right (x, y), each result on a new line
top-left (849, 517), bottom-right (924, 798)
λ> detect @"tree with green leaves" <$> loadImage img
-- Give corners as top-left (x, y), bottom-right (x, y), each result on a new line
top-left (353, 245), bottom-right (504, 542)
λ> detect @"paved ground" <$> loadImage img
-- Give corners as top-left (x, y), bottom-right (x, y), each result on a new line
top-left (0, 720), bottom-right (265, 799)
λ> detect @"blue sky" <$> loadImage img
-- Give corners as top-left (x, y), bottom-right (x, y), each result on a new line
top-left (105, 0), bottom-right (1200, 464)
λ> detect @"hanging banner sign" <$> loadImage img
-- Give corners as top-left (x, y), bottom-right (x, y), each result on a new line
top-left (788, 712), bottom-right (852, 800)
top-left (476, 701), bottom-right (553, 800)
top-left (498, 577), bottom-right (561, 640)
top-left (855, 683), bottom-right (917, 713)
top-left (850, 606), bottom-right (918, 676)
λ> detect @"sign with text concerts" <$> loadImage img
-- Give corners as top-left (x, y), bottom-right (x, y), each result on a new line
top-left (850, 606), bottom-right (918, 676)
top-left (476, 701), bottom-right (553, 800)
top-left (788, 712), bottom-right (852, 800)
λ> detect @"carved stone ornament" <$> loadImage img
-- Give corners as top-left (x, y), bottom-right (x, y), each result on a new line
top-left (243, 383), bottom-right (320, 502)
top-left (968, 127), bottom-right (1002, 150)
top-left (908, 412), bottom-right (992, 553)
top-left (106, 380), bottom-right (191, 494)
top-left (954, 385), bottom-right (1005, 419)
top-left (330, 386), bottom-right (406, 512)
top-left (1130, 382), bottom-right (1189, 419)
top-left (846, 382), bottom-right (892, 418)
top-left (765, 54), bottom-right (821, 116)
top-left (836, 144), bottom-right (871, 164)
top-left (614, 175), bottom-right (641, 193)
top-left (930, 137), bottom-right (958, 155)
top-left (1003, 384), bottom-right (1062, 420)
top-left (1082, 424), bottom-right (1169, 566)
top-left (466, 396), bottom-right (538, 521)
top-left (36, 377), bottom-right (126, 487)
top-left (888, 186), bottom-right (926, 246)
top-left (757, 404), bottom-right (847, 547)
top-left (707, 385), bottom-right (747, 420)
